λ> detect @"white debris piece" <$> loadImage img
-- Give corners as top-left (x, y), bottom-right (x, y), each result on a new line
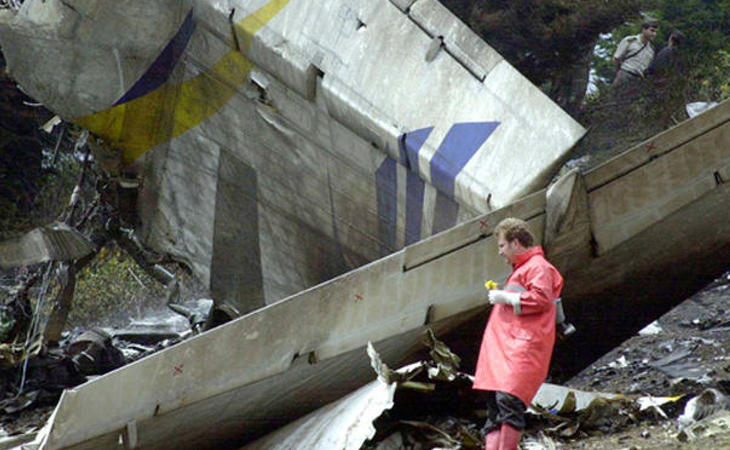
top-left (638, 320), bottom-right (663, 336)
top-left (686, 101), bottom-right (718, 118)
top-left (608, 355), bottom-right (629, 368)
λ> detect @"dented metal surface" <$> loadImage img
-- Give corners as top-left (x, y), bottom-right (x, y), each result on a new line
top-left (544, 99), bottom-right (730, 371)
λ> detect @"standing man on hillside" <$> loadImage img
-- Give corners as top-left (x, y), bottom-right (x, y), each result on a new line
top-left (612, 20), bottom-right (659, 95)
top-left (473, 218), bottom-right (564, 450)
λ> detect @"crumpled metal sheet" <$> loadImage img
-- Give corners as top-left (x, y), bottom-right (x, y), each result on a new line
top-left (246, 337), bottom-right (657, 449)
top-left (0, 223), bottom-right (94, 268)
top-left (677, 409), bottom-right (730, 442)
top-left (241, 373), bottom-right (397, 450)
top-left (242, 333), bottom-right (461, 450)
top-left (531, 383), bottom-right (620, 414)
top-left (677, 388), bottom-right (729, 433)
top-left (648, 345), bottom-right (710, 380)
top-left (531, 384), bottom-right (684, 437)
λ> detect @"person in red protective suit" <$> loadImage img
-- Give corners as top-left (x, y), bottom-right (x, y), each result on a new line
top-left (473, 217), bottom-right (564, 450)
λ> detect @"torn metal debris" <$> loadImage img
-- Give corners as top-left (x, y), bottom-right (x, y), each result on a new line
top-left (245, 331), bottom-right (691, 449)
top-left (0, 296), bottom-right (211, 437)
top-left (648, 343), bottom-right (712, 381)
top-left (0, 224), bottom-right (94, 269)
top-left (677, 388), bottom-right (730, 433)
top-left (243, 331), bottom-right (473, 450)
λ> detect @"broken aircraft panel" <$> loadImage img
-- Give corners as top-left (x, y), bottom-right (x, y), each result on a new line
top-left (0, 0), bottom-right (585, 315)
top-left (0, 223), bottom-right (95, 268)
top-left (544, 98), bottom-right (730, 369)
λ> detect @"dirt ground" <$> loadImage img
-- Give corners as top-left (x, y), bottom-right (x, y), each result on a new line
top-left (542, 270), bottom-right (730, 449)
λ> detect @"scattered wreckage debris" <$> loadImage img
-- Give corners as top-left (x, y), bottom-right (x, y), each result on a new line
top-left (562, 270), bottom-right (730, 448)
top-left (0, 3), bottom-right (727, 449)
top-left (13, 271), bottom-right (730, 449)
top-left (0, 407), bottom-right (47, 450)
top-left (0, 300), bottom-right (213, 447)
top-left (244, 330), bottom-right (693, 450)
top-left (677, 388), bottom-right (730, 442)
top-left (242, 330), bottom-right (478, 450)
top-left (569, 271), bottom-right (730, 396)
top-left (0, 125), bottom-right (217, 445)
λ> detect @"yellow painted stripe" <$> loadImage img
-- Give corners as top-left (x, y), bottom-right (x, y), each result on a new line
top-left (74, 0), bottom-right (290, 164)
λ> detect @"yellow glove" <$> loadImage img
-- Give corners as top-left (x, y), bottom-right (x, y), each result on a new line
top-left (484, 280), bottom-right (498, 290)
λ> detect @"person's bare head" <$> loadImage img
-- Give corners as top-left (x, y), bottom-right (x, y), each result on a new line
top-left (641, 20), bottom-right (659, 43)
top-left (494, 218), bottom-right (534, 264)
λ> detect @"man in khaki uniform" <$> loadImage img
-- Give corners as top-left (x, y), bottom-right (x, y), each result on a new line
top-left (612, 20), bottom-right (658, 94)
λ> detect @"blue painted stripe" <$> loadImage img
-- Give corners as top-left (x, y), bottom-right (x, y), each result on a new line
top-left (432, 191), bottom-right (460, 235)
top-left (404, 170), bottom-right (425, 245)
top-left (400, 127), bottom-right (433, 171)
top-left (398, 127), bottom-right (431, 246)
top-left (429, 122), bottom-right (499, 199)
top-left (114, 9), bottom-right (196, 106)
top-left (375, 157), bottom-right (397, 255)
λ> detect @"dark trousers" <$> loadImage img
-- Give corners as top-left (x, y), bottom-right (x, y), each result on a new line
top-left (612, 69), bottom-right (644, 102)
top-left (482, 391), bottom-right (526, 433)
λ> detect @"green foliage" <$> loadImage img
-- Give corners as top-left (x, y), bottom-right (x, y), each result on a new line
top-left (592, 1), bottom-right (730, 103)
top-left (649, 0), bottom-right (730, 101)
top-left (444, 0), bottom-right (730, 112)
top-left (441, 0), bottom-right (642, 109)
top-left (691, 47), bottom-right (730, 101)
top-left (473, 0), bottom-right (641, 80)
top-left (69, 243), bottom-right (168, 329)
top-left (578, 1), bottom-right (730, 168)
top-left (0, 144), bottom-right (81, 240)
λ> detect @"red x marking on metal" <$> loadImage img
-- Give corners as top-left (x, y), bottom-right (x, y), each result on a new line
top-left (646, 141), bottom-right (656, 152)
top-left (479, 219), bottom-right (488, 231)
top-left (173, 364), bottom-right (184, 376)
top-left (355, 294), bottom-right (363, 302)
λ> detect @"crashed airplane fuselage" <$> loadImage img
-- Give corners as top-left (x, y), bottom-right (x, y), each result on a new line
top-left (20, 97), bottom-right (730, 450)
top-left (0, 0), bottom-right (583, 316)
top-left (7, 0), bottom-right (730, 449)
